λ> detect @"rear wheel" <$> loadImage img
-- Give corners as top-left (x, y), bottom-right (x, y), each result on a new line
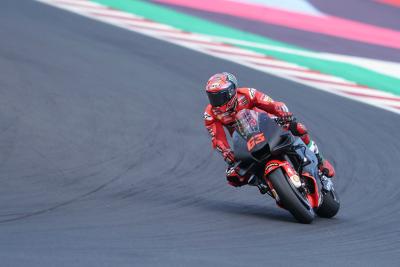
top-left (316, 190), bottom-right (340, 218)
top-left (268, 168), bottom-right (315, 224)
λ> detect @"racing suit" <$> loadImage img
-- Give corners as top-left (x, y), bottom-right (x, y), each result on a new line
top-left (204, 87), bottom-right (315, 187)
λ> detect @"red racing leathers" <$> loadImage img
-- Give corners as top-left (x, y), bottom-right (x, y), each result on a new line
top-left (204, 88), bottom-right (312, 187)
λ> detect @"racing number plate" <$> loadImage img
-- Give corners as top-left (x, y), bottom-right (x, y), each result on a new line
top-left (247, 133), bottom-right (266, 151)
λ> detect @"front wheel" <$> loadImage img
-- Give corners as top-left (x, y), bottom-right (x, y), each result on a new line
top-left (316, 190), bottom-right (340, 218)
top-left (268, 168), bottom-right (315, 224)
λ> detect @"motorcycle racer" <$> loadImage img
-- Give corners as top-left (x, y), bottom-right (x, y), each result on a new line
top-left (203, 72), bottom-right (335, 187)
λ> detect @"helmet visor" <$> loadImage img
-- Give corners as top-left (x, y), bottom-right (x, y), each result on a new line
top-left (206, 83), bottom-right (236, 107)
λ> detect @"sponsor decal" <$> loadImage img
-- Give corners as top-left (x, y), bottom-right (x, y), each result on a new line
top-left (291, 174), bottom-right (300, 183)
top-left (238, 95), bottom-right (248, 106)
top-left (207, 128), bottom-right (215, 137)
top-left (209, 82), bottom-right (220, 89)
top-left (261, 94), bottom-right (272, 103)
top-left (203, 112), bottom-right (212, 121)
top-left (289, 174), bottom-right (302, 188)
top-left (249, 88), bottom-right (256, 99)
top-left (265, 162), bottom-right (279, 173)
top-left (216, 112), bottom-right (235, 124)
top-left (285, 165), bottom-right (295, 177)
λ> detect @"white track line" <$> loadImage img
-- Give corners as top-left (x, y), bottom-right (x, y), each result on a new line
top-left (35, 0), bottom-right (400, 115)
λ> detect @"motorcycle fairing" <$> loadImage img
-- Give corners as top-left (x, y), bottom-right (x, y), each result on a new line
top-left (301, 172), bottom-right (320, 208)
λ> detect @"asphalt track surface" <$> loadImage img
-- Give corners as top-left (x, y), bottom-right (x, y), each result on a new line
top-left (1, 1), bottom-right (400, 266)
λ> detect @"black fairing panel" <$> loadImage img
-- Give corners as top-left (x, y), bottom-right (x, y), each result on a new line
top-left (233, 131), bottom-right (253, 163)
top-left (257, 113), bottom-right (286, 149)
top-left (233, 113), bottom-right (287, 163)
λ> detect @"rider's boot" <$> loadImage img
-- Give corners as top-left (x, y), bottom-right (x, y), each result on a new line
top-left (316, 154), bottom-right (335, 178)
top-left (306, 139), bottom-right (335, 178)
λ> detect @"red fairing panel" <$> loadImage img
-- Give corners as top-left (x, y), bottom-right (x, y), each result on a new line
top-left (264, 160), bottom-right (292, 177)
top-left (302, 172), bottom-right (320, 208)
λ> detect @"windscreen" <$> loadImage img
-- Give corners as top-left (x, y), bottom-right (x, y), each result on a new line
top-left (235, 109), bottom-right (260, 139)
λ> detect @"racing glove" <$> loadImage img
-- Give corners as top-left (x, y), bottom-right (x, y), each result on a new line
top-left (276, 114), bottom-right (295, 126)
top-left (274, 103), bottom-right (293, 121)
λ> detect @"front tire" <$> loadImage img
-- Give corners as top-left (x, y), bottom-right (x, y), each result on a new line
top-left (268, 168), bottom-right (315, 224)
top-left (316, 190), bottom-right (340, 218)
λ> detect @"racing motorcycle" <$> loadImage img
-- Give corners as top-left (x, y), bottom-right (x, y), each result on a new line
top-left (232, 109), bottom-right (340, 223)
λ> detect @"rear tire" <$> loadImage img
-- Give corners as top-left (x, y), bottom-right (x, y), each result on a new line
top-left (316, 190), bottom-right (340, 218)
top-left (268, 168), bottom-right (315, 224)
